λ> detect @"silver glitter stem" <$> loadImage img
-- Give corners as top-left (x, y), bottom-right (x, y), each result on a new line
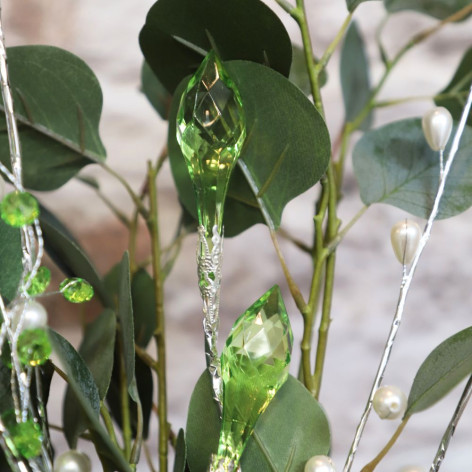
top-left (198, 224), bottom-right (223, 411)
top-left (344, 84), bottom-right (472, 472)
top-left (209, 455), bottom-right (240, 472)
top-left (429, 374), bottom-right (472, 471)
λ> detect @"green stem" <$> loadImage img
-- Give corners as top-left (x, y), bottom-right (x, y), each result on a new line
top-left (374, 89), bottom-right (472, 108)
top-left (146, 161), bottom-right (168, 472)
top-left (130, 398), bottom-right (144, 464)
top-left (119, 338), bottom-right (132, 459)
top-left (100, 403), bottom-right (119, 448)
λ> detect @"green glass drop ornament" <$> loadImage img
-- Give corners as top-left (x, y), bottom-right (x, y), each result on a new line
top-left (176, 50), bottom-right (246, 236)
top-left (60, 277), bottom-right (94, 303)
top-left (0, 190), bottom-right (39, 227)
top-left (213, 286), bottom-right (293, 471)
top-left (2, 411), bottom-right (42, 459)
top-left (17, 328), bottom-right (52, 366)
top-left (26, 266), bottom-right (51, 296)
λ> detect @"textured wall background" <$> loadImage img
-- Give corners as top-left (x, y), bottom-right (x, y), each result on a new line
top-left (3, 1), bottom-right (472, 471)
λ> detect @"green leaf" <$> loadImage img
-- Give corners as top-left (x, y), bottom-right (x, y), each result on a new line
top-left (406, 326), bottom-right (472, 415)
top-left (50, 330), bottom-right (132, 472)
top-left (131, 268), bottom-right (157, 348)
top-left (141, 61), bottom-right (172, 120)
top-left (289, 46), bottom-right (328, 96)
top-left (0, 46), bottom-right (105, 191)
top-left (340, 21), bottom-right (372, 130)
top-left (168, 60), bottom-right (331, 236)
top-left (139, 0), bottom-right (292, 95)
top-left (0, 362), bottom-right (13, 414)
top-left (40, 205), bottom-right (113, 307)
top-left (353, 118), bottom-right (472, 219)
top-left (0, 219), bottom-right (22, 301)
top-left (384, 0), bottom-right (472, 20)
top-left (174, 429), bottom-right (188, 472)
top-left (117, 252), bottom-right (137, 401)
top-left (186, 372), bottom-right (330, 472)
top-left (435, 47), bottom-right (472, 127)
top-left (346, 0), bottom-right (380, 12)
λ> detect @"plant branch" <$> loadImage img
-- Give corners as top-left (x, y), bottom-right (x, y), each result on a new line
top-left (327, 205), bottom-right (369, 253)
top-left (100, 403), bottom-right (119, 448)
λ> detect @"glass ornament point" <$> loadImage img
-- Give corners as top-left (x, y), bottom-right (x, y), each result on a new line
top-left (176, 50), bottom-right (246, 235)
top-left (214, 285), bottom-right (293, 470)
top-left (0, 191), bottom-right (39, 227)
top-left (60, 277), bottom-right (94, 303)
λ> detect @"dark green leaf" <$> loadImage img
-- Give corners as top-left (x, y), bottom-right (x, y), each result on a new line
top-left (117, 252), bottom-right (137, 401)
top-left (131, 269), bottom-right (157, 348)
top-left (40, 205), bottom-right (113, 307)
top-left (186, 372), bottom-right (330, 472)
top-left (141, 61), bottom-right (172, 120)
top-left (407, 326), bottom-right (472, 415)
top-left (174, 429), bottom-right (187, 472)
top-left (0, 362), bottom-right (13, 414)
top-left (340, 21), bottom-right (372, 130)
top-left (76, 174), bottom-right (100, 190)
top-left (289, 46), bottom-right (327, 96)
top-left (346, 0), bottom-right (380, 11)
top-left (435, 47), bottom-right (472, 127)
top-left (50, 330), bottom-right (132, 472)
top-left (0, 46), bottom-right (105, 191)
top-left (136, 355), bottom-right (153, 439)
top-left (353, 118), bottom-right (472, 219)
top-left (139, 0), bottom-right (292, 94)
top-left (168, 60), bottom-right (330, 236)
top-left (384, 0), bottom-right (472, 19)
top-left (0, 219), bottom-right (22, 301)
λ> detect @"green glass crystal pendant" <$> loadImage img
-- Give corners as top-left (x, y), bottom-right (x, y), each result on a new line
top-left (213, 286), bottom-right (293, 471)
top-left (17, 328), bottom-right (52, 366)
top-left (176, 50), bottom-right (246, 236)
top-left (60, 277), bottom-right (94, 303)
top-left (26, 266), bottom-right (51, 296)
top-left (0, 191), bottom-right (39, 227)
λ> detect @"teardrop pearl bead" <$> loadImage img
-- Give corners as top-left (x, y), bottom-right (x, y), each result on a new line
top-left (373, 385), bottom-right (407, 420)
top-left (10, 300), bottom-right (48, 332)
top-left (422, 107), bottom-right (453, 151)
top-left (54, 450), bottom-right (91, 472)
top-left (305, 455), bottom-right (336, 472)
top-left (390, 219), bottom-right (421, 266)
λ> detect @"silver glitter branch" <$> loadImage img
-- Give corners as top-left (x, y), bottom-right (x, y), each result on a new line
top-left (344, 84), bottom-right (472, 472)
top-left (197, 224), bottom-right (224, 411)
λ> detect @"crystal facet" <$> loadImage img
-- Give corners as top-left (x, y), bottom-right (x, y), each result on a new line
top-left (60, 277), bottom-right (94, 303)
top-left (215, 286), bottom-right (293, 470)
top-left (176, 50), bottom-right (246, 235)
top-left (26, 266), bottom-right (51, 296)
top-left (17, 328), bottom-right (52, 366)
top-left (2, 411), bottom-right (42, 459)
top-left (0, 191), bottom-right (39, 227)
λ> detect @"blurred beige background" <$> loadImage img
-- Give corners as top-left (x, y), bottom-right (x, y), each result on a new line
top-left (3, 1), bottom-right (472, 471)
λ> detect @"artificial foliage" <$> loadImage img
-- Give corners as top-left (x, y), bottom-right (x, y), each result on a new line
top-left (0, 1), bottom-right (472, 472)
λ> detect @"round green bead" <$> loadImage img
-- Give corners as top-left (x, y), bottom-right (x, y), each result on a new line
top-left (2, 411), bottom-right (42, 459)
top-left (0, 191), bottom-right (39, 227)
top-left (26, 266), bottom-right (51, 296)
top-left (17, 328), bottom-right (52, 367)
top-left (60, 277), bottom-right (94, 303)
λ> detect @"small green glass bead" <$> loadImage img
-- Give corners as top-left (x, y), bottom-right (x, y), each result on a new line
top-left (0, 191), bottom-right (39, 227)
top-left (2, 411), bottom-right (42, 459)
top-left (17, 328), bottom-right (52, 366)
top-left (26, 266), bottom-right (51, 296)
top-left (59, 277), bottom-right (94, 303)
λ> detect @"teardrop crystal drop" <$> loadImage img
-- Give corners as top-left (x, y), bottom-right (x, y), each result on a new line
top-left (390, 219), bottom-right (421, 265)
top-left (176, 50), bottom-right (246, 236)
top-left (422, 107), bottom-right (453, 152)
top-left (213, 286), bottom-right (293, 470)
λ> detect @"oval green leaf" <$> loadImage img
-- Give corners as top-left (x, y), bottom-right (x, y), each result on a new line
top-left (139, 0), bottom-right (292, 95)
top-left (340, 21), bottom-right (373, 130)
top-left (141, 61), bottom-right (172, 120)
top-left (353, 118), bottom-right (472, 219)
top-left (435, 47), bottom-right (472, 127)
top-left (186, 372), bottom-right (330, 472)
top-left (168, 60), bottom-right (331, 236)
top-left (406, 326), bottom-right (472, 415)
top-left (174, 429), bottom-right (188, 472)
top-left (289, 46), bottom-right (328, 96)
top-left (0, 46), bottom-right (105, 191)
top-left (0, 219), bottom-right (22, 301)
top-left (384, 0), bottom-right (472, 20)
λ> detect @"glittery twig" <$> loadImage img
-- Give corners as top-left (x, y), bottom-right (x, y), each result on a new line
top-left (344, 84), bottom-right (472, 472)
top-left (198, 225), bottom-right (223, 411)
top-left (209, 454), bottom-right (239, 472)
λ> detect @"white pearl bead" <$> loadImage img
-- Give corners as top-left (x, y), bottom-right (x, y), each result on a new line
top-left (390, 219), bottom-right (421, 265)
top-left (54, 450), bottom-right (91, 472)
top-left (304, 455), bottom-right (336, 472)
top-left (373, 385), bottom-right (407, 420)
top-left (422, 107), bottom-right (453, 151)
top-left (10, 300), bottom-right (48, 332)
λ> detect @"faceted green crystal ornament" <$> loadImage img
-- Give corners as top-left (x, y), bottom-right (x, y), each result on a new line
top-left (60, 277), bottom-right (94, 303)
top-left (176, 50), bottom-right (246, 235)
top-left (17, 328), bottom-right (52, 366)
top-left (214, 286), bottom-right (293, 470)
top-left (0, 191), bottom-right (39, 227)
top-left (2, 411), bottom-right (42, 459)
top-left (26, 266), bottom-right (51, 296)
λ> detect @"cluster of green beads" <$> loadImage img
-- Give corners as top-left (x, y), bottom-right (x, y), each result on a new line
top-left (26, 266), bottom-right (51, 296)
top-left (17, 328), bottom-right (52, 367)
top-left (2, 411), bottom-right (42, 459)
top-left (60, 277), bottom-right (94, 303)
top-left (0, 191), bottom-right (39, 227)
